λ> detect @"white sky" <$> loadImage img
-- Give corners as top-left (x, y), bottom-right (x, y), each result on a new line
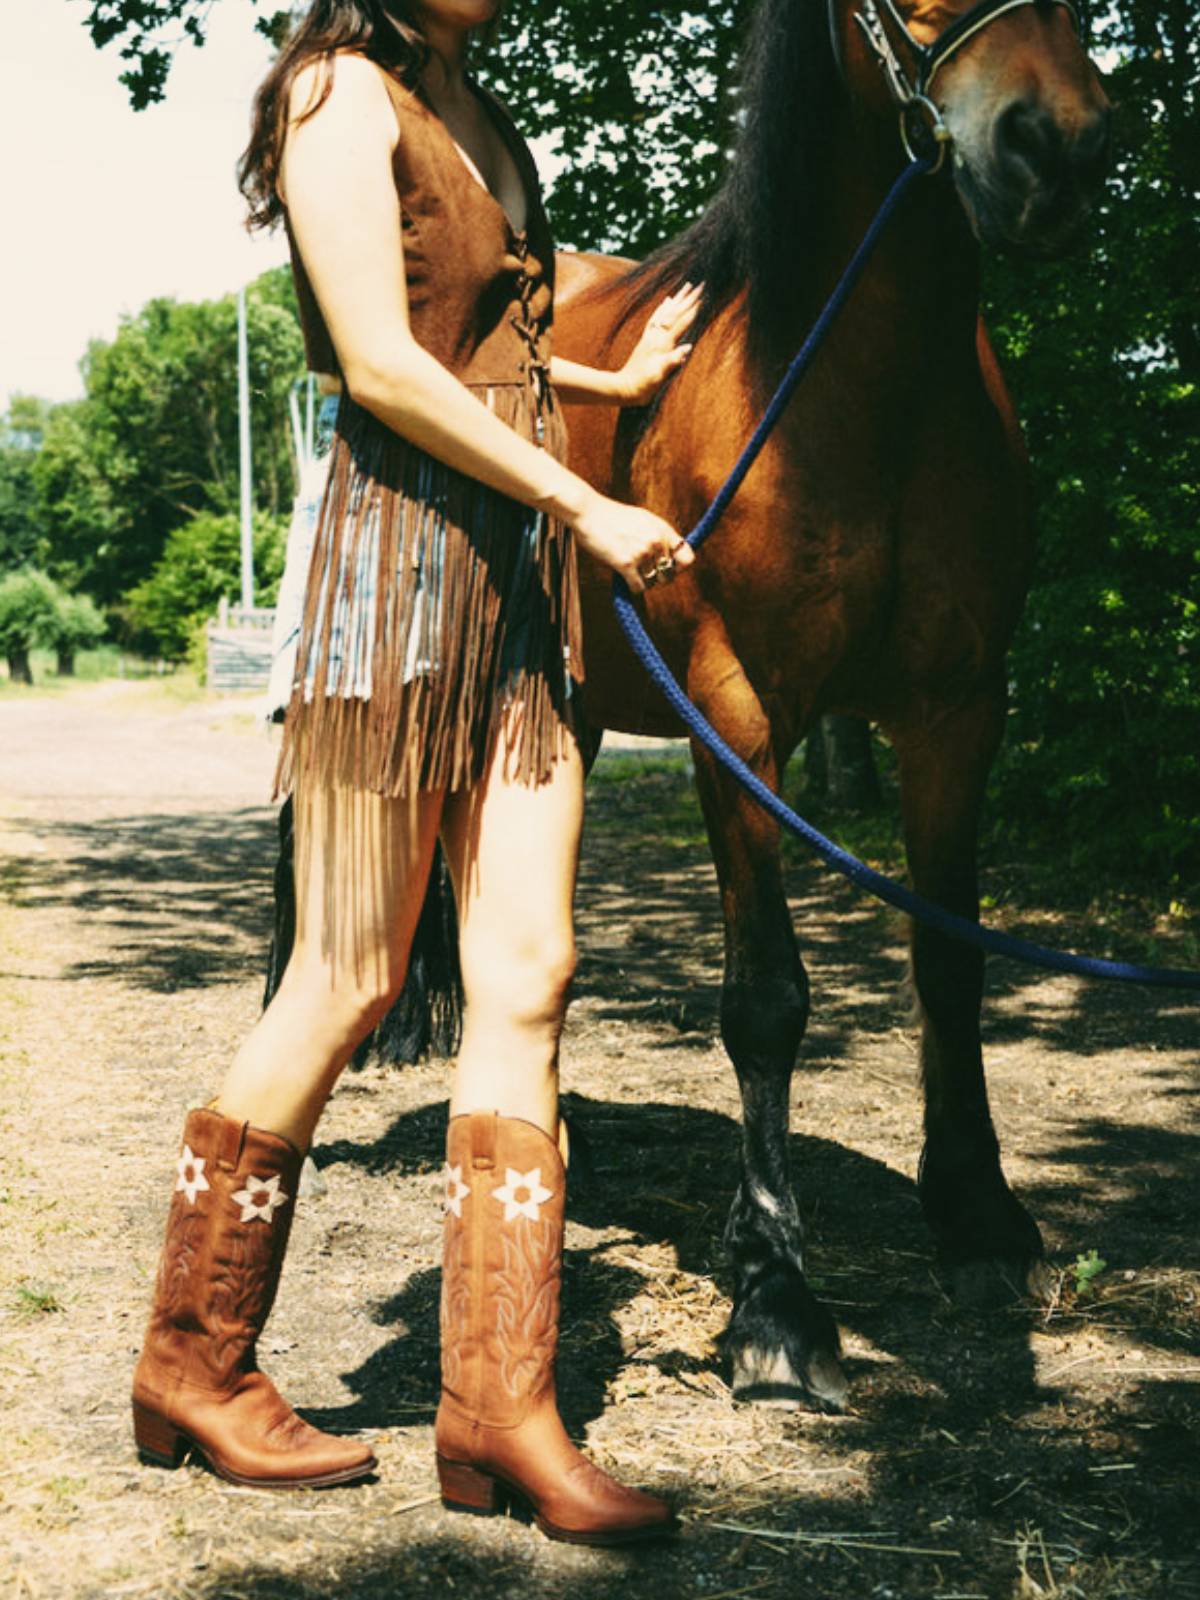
top-left (2, 0), bottom-right (290, 410)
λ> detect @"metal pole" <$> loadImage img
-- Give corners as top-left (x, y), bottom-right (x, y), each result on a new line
top-left (237, 285), bottom-right (255, 610)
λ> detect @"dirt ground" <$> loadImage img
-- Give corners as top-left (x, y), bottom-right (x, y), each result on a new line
top-left (1, 678), bottom-right (1197, 1600)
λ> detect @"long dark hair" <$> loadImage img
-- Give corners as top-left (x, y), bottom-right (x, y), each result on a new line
top-left (240, 2), bottom-right (457, 230)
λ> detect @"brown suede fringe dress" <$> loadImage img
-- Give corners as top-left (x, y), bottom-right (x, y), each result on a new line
top-left (276, 69), bottom-right (583, 799)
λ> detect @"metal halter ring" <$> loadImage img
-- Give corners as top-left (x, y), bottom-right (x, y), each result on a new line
top-left (656, 554), bottom-right (677, 580)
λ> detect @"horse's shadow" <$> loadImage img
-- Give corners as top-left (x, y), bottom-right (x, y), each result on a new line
top-left (308, 1093), bottom-right (1055, 1441)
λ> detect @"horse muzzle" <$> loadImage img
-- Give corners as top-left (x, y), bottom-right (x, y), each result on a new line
top-left (951, 94), bottom-right (1111, 256)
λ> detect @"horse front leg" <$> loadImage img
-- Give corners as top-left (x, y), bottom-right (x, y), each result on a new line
top-left (691, 726), bottom-right (846, 1412)
top-left (893, 694), bottom-right (1046, 1304)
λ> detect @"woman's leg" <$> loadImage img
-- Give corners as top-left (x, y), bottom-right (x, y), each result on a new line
top-left (439, 729), bottom-right (584, 1135)
top-left (433, 728), bottom-right (675, 1543)
top-left (133, 777), bottom-right (444, 1487)
top-left (217, 778), bottom-right (445, 1150)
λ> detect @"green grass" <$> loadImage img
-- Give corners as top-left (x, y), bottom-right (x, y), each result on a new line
top-left (10, 1281), bottom-right (66, 1317)
top-left (0, 645), bottom-right (182, 694)
top-left (0, 651), bottom-right (216, 711)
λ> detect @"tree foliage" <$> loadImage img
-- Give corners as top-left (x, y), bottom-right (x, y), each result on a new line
top-left (123, 507), bottom-right (287, 660)
top-left (0, 398), bottom-right (53, 573)
top-left (486, 1), bottom-right (751, 254)
top-left (0, 569), bottom-right (105, 683)
top-left (982, 3), bottom-right (1200, 884)
top-left (33, 269), bottom-right (304, 612)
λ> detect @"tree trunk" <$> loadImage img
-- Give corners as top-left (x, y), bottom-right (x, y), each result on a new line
top-left (56, 650), bottom-right (76, 677)
top-left (6, 648), bottom-right (33, 685)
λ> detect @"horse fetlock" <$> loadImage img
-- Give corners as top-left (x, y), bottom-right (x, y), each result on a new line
top-left (723, 1185), bottom-right (804, 1266)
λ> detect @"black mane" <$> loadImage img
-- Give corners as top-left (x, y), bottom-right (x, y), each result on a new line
top-left (624, 0), bottom-right (842, 383)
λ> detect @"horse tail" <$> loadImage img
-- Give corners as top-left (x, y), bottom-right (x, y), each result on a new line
top-left (262, 797), bottom-right (297, 1014)
top-left (371, 844), bottom-right (463, 1064)
top-left (263, 796), bottom-right (463, 1065)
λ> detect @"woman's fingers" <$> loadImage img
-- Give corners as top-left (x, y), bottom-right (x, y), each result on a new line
top-left (632, 536), bottom-right (695, 595)
top-left (572, 489), bottom-right (695, 595)
top-left (647, 283), bottom-right (702, 338)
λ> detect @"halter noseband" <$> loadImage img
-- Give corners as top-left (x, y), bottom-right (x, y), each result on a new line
top-left (840, 0), bottom-right (1084, 171)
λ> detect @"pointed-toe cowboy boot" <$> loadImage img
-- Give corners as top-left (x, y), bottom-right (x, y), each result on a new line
top-left (435, 1111), bottom-right (677, 1545)
top-left (132, 1107), bottom-right (376, 1488)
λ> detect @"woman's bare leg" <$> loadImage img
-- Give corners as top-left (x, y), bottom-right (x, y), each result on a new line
top-left (215, 779), bottom-right (445, 1149)
top-left (440, 729), bottom-right (585, 1137)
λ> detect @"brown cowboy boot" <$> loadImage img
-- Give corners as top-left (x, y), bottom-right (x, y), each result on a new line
top-left (435, 1111), bottom-right (677, 1544)
top-left (132, 1106), bottom-right (376, 1488)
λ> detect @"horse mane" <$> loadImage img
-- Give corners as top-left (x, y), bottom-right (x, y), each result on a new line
top-left (619, 0), bottom-right (841, 385)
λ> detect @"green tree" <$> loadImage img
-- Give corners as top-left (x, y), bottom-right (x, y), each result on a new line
top-left (44, 592), bottom-right (109, 676)
top-left (33, 270), bottom-right (304, 612)
top-left (123, 507), bottom-right (288, 660)
top-left (0, 398), bottom-right (53, 573)
top-left (487, 1), bottom-right (750, 253)
top-left (982, 3), bottom-right (1200, 884)
top-left (0, 570), bottom-right (61, 684)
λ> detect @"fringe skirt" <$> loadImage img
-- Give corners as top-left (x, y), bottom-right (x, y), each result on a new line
top-left (275, 387), bottom-right (584, 799)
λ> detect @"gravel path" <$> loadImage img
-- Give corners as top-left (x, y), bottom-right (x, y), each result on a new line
top-left (1, 679), bottom-right (1198, 1600)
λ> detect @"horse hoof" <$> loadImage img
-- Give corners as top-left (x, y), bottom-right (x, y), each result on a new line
top-left (730, 1343), bottom-right (849, 1413)
top-left (945, 1254), bottom-right (1047, 1310)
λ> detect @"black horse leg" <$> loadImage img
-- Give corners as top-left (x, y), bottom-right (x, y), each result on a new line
top-left (692, 735), bottom-right (846, 1411)
top-left (893, 695), bottom-right (1045, 1304)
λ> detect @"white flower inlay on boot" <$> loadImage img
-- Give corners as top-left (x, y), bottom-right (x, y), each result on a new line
top-left (492, 1167), bottom-right (552, 1223)
top-left (230, 1173), bottom-right (289, 1224)
top-left (444, 1163), bottom-right (471, 1217)
top-left (175, 1145), bottom-right (210, 1205)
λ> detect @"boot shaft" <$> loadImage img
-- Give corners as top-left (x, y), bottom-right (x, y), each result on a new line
top-left (146, 1107), bottom-right (302, 1389)
top-left (440, 1112), bottom-right (564, 1429)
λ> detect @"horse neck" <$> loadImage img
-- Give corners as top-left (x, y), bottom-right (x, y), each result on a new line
top-left (757, 101), bottom-right (984, 392)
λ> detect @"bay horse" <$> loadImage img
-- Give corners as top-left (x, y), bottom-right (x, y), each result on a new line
top-left (550, 0), bottom-right (1110, 1409)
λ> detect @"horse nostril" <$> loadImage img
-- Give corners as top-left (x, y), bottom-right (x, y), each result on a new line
top-left (995, 99), bottom-right (1062, 187)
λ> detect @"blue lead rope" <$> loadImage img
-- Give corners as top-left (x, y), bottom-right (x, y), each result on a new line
top-left (612, 159), bottom-right (1200, 992)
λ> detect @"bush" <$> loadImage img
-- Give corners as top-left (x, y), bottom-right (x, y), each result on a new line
top-left (123, 509), bottom-right (287, 660)
top-left (44, 591), bottom-right (107, 675)
top-left (0, 570), bottom-right (61, 683)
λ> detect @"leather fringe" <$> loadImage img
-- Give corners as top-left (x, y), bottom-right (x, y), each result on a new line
top-left (276, 391), bottom-right (582, 798)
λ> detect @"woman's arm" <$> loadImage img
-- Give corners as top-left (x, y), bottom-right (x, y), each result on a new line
top-left (550, 284), bottom-right (700, 406)
top-left (280, 56), bottom-right (691, 594)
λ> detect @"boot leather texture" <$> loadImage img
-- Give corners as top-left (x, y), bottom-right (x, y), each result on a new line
top-left (435, 1111), bottom-right (676, 1544)
top-left (132, 1107), bottom-right (376, 1488)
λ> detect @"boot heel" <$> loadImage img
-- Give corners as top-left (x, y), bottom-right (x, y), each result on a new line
top-left (133, 1401), bottom-right (188, 1469)
top-left (437, 1454), bottom-right (500, 1516)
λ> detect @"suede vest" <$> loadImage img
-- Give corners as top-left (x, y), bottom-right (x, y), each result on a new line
top-left (288, 66), bottom-right (556, 405)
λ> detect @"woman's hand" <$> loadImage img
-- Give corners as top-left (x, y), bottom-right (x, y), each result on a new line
top-left (569, 487), bottom-right (695, 597)
top-left (615, 283), bottom-right (702, 406)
